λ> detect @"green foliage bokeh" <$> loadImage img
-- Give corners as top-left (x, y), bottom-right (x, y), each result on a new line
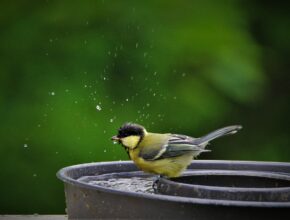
top-left (0, 0), bottom-right (290, 214)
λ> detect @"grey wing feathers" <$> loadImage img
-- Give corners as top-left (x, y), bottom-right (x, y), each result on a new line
top-left (140, 134), bottom-right (209, 161)
top-left (170, 134), bottom-right (195, 141)
top-left (159, 135), bottom-right (210, 159)
top-left (140, 144), bottom-right (168, 160)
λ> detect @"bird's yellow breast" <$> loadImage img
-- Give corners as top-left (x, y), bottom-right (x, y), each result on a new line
top-left (128, 148), bottom-right (194, 178)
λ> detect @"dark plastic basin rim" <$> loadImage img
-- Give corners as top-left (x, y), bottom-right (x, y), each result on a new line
top-left (57, 160), bottom-right (290, 208)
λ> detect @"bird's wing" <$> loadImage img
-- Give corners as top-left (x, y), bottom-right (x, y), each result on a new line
top-left (139, 134), bottom-right (209, 161)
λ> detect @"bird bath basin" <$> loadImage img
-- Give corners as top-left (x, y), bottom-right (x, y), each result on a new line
top-left (57, 160), bottom-right (290, 219)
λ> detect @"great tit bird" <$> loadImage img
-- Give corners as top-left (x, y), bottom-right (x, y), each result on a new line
top-left (111, 123), bottom-right (242, 178)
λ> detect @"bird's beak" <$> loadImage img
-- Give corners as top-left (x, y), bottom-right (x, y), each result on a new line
top-left (111, 135), bottom-right (119, 141)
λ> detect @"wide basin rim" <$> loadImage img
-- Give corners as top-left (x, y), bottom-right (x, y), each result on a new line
top-left (56, 160), bottom-right (290, 208)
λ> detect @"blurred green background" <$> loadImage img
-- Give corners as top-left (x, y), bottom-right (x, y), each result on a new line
top-left (1, 0), bottom-right (290, 214)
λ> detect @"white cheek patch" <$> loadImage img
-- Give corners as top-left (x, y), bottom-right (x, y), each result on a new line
top-left (121, 136), bottom-right (140, 149)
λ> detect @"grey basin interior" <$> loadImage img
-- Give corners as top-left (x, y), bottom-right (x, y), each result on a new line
top-left (172, 170), bottom-right (290, 188)
top-left (157, 170), bottom-right (290, 202)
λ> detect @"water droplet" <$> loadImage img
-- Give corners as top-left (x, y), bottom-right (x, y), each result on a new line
top-left (143, 52), bottom-right (148, 57)
top-left (110, 118), bottom-right (114, 123)
top-left (153, 71), bottom-right (157, 76)
top-left (146, 103), bottom-right (150, 107)
top-left (65, 89), bottom-right (69, 92)
top-left (50, 91), bottom-right (55, 96)
top-left (96, 105), bottom-right (102, 111)
top-left (153, 93), bottom-right (156, 96)
top-left (104, 149), bottom-right (107, 153)
top-left (84, 84), bottom-right (87, 88)
top-left (182, 72), bottom-right (186, 77)
top-left (135, 42), bottom-right (139, 48)
top-left (125, 98), bottom-right (129, 102)
top-left (33, 173), bottom-right (37, 177)
top-left (24, 144), bottom-right (28, 148)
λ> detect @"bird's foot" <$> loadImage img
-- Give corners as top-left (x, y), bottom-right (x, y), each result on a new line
top-left (152, 175), bottom-right (162, 193)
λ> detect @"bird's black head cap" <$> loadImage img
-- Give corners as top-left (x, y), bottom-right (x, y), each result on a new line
top-left (117, 123), bottom-right (145, 138)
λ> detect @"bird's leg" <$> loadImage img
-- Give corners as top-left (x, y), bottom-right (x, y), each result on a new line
top-left (152, 175), bottom-right (163, 193)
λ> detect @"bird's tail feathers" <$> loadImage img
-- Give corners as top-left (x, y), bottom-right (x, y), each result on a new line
top-left (193, 125), bottom-right (242, 146)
